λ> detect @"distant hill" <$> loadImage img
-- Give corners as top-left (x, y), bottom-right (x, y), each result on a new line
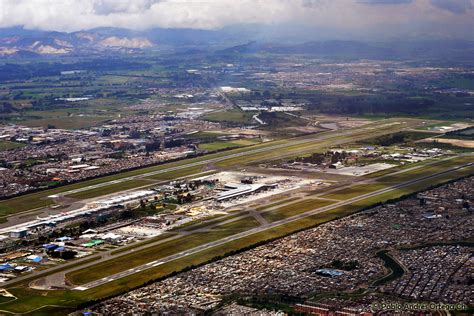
top-left (217, 40), bottom-right (386, 56)
top-left (217, 39), bottom-right (474, 61)
top-left (0, 27), bottom-right (155, 57)
top-left (1, 25), bottom-right (473, 61)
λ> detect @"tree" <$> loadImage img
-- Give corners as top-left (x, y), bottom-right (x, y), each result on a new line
top-left (462, 201), bottom-right (470, 210)
top-left (1, 102), bottom-right (15, 113)
top-left (145, 140), bottom-right (161, 152)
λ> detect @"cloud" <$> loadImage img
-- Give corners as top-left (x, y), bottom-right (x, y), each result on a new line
top-left (429, 0), bottom-right (472, 14)
top-left (92, 0), bottom-right (162, 15)
top-left (0, 0), bottom-right (472, 40)
top-left (357, 0), bottom-right (413, 4)
top-left (300, 0), bottom-right (330, 8)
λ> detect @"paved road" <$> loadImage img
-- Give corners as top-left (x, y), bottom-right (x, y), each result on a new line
top-left (74, 161), bottom-right (474, 290)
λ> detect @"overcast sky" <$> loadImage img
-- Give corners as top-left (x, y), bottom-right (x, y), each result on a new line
top-left (0, 0), bottom-right (473, 39)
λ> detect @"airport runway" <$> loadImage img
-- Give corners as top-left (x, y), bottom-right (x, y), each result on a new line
top-left (57, 121), bottom-right (408, 197)
top-left (74, 161), bottom-right (474, 290)
top-left (0, 120), bottom-right (411, 233)
top-left (2, 156), bottom-right (470, 289)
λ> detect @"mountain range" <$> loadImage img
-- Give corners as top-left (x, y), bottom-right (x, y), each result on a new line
top-left (0, 27), bottom-right (154, 57)
top-left (0, 25), bottom-right (473, 62)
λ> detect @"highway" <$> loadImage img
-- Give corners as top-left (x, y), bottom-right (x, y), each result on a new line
top-left (73, 160), bottom-right (474, 290)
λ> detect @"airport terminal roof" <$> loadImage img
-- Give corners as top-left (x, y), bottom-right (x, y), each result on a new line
top-left (215, 183), bottom-right (277, 202)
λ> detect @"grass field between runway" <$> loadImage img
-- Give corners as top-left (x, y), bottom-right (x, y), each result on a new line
top-left (66, 217), bottom-right (261, 285)
top-left (261, 198), bottom-right (335, 222)
top-left (66, 156), bottom-right (474, 286)
top-left (2, 162), bottom-right (473, 315)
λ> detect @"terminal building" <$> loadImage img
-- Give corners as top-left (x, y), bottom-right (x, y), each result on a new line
top-left (215, 183), bottom-right (277, 202)
top-left (0, 190), bottom-right (156, 238)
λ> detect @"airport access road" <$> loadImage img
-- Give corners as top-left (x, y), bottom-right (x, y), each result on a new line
top-left (73, 160), bottom-right (474, 290)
